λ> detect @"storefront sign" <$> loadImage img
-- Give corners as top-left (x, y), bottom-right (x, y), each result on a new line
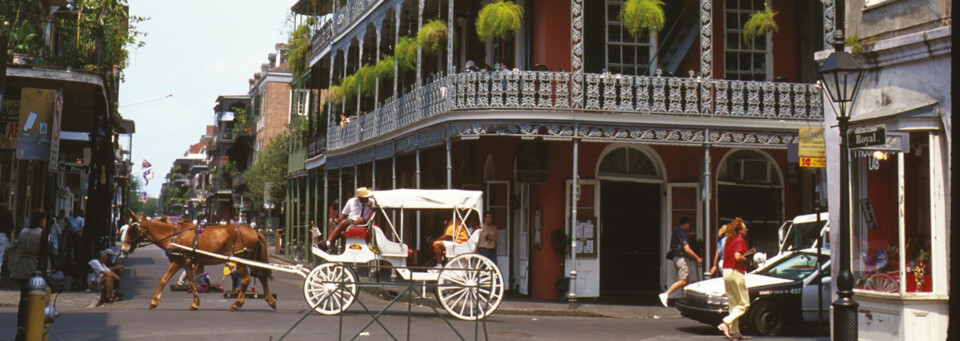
top-left (18, 88), bottom-right (55, 135)
top-left (850, 126), bottom-right (886, 148)
top-left (800, 157), bottom-right (825, 168)
top-left (0, 121), bottom-right (18, 149)
top-left (798, 128), bottom-right (825, 158)
top-left (58, 163), bottom-right (89, 174)
top-left (860, 198), bottom-right (878, 231)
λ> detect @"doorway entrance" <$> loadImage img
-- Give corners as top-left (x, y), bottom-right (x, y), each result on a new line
top-left (600, 181), bottom-right (661, 295)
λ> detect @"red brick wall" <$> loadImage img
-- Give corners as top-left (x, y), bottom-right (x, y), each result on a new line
top-left (256, 81), bottom-right (291, 150)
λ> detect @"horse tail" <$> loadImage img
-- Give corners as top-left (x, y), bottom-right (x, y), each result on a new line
top-left (250, 232), bottom-right (273, 280)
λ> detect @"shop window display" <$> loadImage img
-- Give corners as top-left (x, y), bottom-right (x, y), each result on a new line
top-left (853, 132), bottom-right (931, 294)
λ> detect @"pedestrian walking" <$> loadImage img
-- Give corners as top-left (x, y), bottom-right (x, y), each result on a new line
top-left (660, 216), bottom-right (702, 307)
top-left (709, 225), bottom-right (729, 277)
top-left (12, 209), bottom-right (47, 341)
top-left (718, 218), bottom-right (751, 340)
top-left (0, 198), bottom-right (13, 277)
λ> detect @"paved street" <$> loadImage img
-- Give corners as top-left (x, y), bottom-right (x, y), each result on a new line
top-left (0, 246), bottom-right (827, 340)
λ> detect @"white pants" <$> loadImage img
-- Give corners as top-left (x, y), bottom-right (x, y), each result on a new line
top-left (0, 234), bottom-right (7, 273)
top-left (722, 268), bottom-right (750, 335)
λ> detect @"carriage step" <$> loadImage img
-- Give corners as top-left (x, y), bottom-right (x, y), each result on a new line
top-left (169, 284), bottom-right (190, 291)
top-left (223, 292), bottom-right (277, 299)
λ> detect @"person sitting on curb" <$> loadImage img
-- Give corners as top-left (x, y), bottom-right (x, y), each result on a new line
top-left (89, 249), bottom-right (123, 304)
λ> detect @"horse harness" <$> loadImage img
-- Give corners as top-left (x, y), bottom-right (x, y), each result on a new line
top-left (162, 222), bottom-right (259, 261)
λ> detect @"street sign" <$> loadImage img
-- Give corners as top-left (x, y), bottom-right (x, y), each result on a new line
top-left (798, 128), bottom-right (825, 158)
top-left (800, 157), bottom-right (826, 168)
top-left (49, 91), bottom-right (63, 171)
top-left (58, 162), bottom-right (89, 174)
top-left (850, 126), bottom-right (886, 148)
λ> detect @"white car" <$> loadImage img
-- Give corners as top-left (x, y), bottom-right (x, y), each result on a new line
top-left (676, 248), bottom-right (831, 336)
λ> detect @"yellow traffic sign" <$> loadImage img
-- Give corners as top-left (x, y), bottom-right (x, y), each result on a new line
top-left (800, 157), bottom-right (826, 168)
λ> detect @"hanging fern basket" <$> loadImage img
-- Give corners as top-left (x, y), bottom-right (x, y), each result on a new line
top-left (743, 6), bottom-right (779, 47)
top-left (417, 19), bottom-right (448, 55)
top-left (326, 86), bottom-right (344, 105)
top-left (620, 0), bottom-right (665, 38)
top-left (475, 0), bottom-right (524, 43)
top-left (395, 36), bottom-right (418, 71)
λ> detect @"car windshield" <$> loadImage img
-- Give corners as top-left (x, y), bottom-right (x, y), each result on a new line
top-left (756, 252), bottom-right (828, 281)
top-left (781, 220), bottom-right (826, 251)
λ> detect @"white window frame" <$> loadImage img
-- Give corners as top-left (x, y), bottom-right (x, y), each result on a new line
top-left (722, 0), bottom-right (774, 81)
top-left (604, 0), bottom-right (658, 75)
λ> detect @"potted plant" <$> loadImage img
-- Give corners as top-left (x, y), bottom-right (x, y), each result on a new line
top-left (394, 36), bottom-right (418, 71)
top-left (620, 0), bottom-right (665, 38)
top-left (475, 0), bottom-right (524, 43)
top-left (325, 85), bottom-right (344, 105)
top-left (375, 56), bottom-right (395, 79)
top-left (743, 6), bottom-right (779, 47)
top-left (417, 19), bottom-right (448, 55)
top-left (9, 22), bottom-right (38, 64)
top-left (551, 228), bottom-right (570, 299)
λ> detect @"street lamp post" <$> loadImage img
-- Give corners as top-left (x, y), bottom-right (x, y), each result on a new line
top-left (817, 30), bottom-right (865, 341)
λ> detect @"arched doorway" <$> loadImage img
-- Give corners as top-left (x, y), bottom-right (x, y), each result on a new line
top-left (596, 145), bottom-right (665, 297)
top-left (716, 149), bottom-right (784, 257)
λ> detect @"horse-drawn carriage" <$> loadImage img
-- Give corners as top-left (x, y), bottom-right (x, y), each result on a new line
top-left (124, 189), bottom-right (504, 320)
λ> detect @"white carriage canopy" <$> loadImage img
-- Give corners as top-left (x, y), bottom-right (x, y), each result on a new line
top-left (371, 189), bottom-right (483, 214)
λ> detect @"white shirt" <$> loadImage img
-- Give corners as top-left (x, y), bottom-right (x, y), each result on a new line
top-left (88, 259), bottom-right (110, 283)
top-left (341, 197), bottom-right (376, 221)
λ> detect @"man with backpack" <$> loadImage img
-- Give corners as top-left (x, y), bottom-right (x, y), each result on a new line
top-left (660, 217), bottom-right (702, 307)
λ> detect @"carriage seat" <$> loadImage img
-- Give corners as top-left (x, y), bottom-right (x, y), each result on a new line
top-left (371, 226), bottom-right (408, 257)
top-left (443, 229), bottom-right (482, 258)
top-left (344, 225), bottom-right (368, 239)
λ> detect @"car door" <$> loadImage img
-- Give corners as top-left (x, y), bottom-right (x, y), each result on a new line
top-left (800, 263), bottom-right (831, 322)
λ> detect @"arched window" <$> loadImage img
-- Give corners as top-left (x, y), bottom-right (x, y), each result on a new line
top-left (598, 147), bottom-right (659, 179)
top-left (718, 150), bottom-right (781, 185)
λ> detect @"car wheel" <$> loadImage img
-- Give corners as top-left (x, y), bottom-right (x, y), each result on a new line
top-left (749, 300), bottom-right (786, 336)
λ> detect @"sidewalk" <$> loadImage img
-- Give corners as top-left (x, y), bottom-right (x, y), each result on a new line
top-left (268, 250), bottom-right (681, 320)
top-left (0, 278), bottom-right (101, 310)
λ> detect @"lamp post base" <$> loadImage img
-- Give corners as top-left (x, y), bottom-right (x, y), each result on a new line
top-left (833, 296), bottom-right (859, 341)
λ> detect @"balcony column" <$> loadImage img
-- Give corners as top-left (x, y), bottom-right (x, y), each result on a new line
top-left (338, 167), bottom-right (343, 218)
top-left (328, 50), bottom-right (337, 130)
top-left (341, 47), bottom-right (349, 116)
top-left (285, 180), bottom-right (292, 257)
top-left (372, 159), bottom-right (377, 190)
top-left (447, 0), bottom-right (454, 76)
top-left (392, 154), bottom-right (397, 189)
top-left (354, 160), bottom-right (359, 190)
top-left (374, 22), bottom-right (383, 109)
top-left (417, 0), bottom-right (424, 88)
top-left (568, 125), bottom-right (579, 308)
top-left (393, 4), bottom-right (402, 98)
top-left (323, 169), bottom-right (328, 242)
top-left (415, 148), bottom-right (422, 249)
top-left (445, 133), bottom-right (452, 189)
top-left (305, 172), bottom-right (311, 261)
top-left (570, 0), bottom-right (583, 108)
top-left (356, 30), bottom-right (366, 117)
top-left (699, 0), bottom-right (713, 80)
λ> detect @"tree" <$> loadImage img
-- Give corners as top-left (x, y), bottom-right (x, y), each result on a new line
top-left (243, 132), bottom-right (290, 208)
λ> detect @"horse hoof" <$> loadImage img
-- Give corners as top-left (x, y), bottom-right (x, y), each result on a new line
top-left (229, 304), bottom-right (240, 311)
top-left (148, 302), bottom-right (158, 309)
top-left (269, 301), bottom-right (277, 310)
top-left (189, 305), bottom-right (199, 311)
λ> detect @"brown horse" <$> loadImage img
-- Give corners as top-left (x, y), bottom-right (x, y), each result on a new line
top-left (122, 212), bottom-right (276, 311)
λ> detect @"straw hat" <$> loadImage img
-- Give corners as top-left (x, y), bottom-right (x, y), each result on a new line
top-left (355, 187), bottom-right (373, 198)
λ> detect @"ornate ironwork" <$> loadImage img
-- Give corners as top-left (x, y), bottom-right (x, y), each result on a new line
top-left (700, 0), bottom-right (713, 79)
top-left (571, 0), bottom-right (584, 108)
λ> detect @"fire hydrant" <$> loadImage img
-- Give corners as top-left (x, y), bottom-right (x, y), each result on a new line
top-left (24, 271), bottom-right (59, 341)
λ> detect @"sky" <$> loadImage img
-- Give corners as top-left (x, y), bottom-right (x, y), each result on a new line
top-left (119, 0), bottom-right (294, 197)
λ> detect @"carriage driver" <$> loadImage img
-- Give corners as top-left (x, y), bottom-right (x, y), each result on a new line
top-left (320, 187), bottom-right (377, 251)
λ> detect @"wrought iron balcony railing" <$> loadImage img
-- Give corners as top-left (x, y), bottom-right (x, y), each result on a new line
top-left (310, 22), bottom-right (333, 61)
top-left (307, 135), bottom-right (328, 158)
top-left (326, 70), bottom-right (823, 151)
top-left (331, 0), bottom-right (380, 38)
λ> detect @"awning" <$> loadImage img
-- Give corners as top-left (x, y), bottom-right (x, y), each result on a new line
top-left (371, 189), bottom-right (483, 213)
top-left (851, 85), bottom-right (942, 131)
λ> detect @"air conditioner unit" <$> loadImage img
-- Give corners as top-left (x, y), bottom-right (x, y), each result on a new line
top-left (734, 159), bottom-right (770, 183)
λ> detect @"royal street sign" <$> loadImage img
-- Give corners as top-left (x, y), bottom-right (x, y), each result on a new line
top-left (850, 126), bottom-right (886, 149)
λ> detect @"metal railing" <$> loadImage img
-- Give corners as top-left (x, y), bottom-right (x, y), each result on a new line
top-left (327, 71), bottom-right (823, 151)
top-left (310, 23), bottom-right (333, 62)
top-left (307, 135), bottom-right (328, 158)
top-left (331, 0), bottom-right (380, 38)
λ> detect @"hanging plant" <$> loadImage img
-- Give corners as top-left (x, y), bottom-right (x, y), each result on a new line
top-left (475, 0), bottom-right (524, 43)
top-left (394, 36), bottom-right (418, 71)
top-left (417, 19), bottom-right (448, 54)
top-left (620, 0), bottom-right (665, 38)
top-left (356, 64), bottom-right (378, 98)
top-left (325, 85), bottom-right (344, 105)
top-left (286, 24), bottom-right (311, 87)
top-left (341, 74), bottom-right (358, 102)
top-left (743, 6), bottom-right (779, 47)
top-left (375, 56), bottom-right (396, 79)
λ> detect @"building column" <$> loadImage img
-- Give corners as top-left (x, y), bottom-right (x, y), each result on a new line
top-left (394, 5), bottom-right (401, 97)
top-left (570, 0), bottom-right (583, 108)
top-left (447, 0), bottom-right (454, 76)
top-left (356, 31), bottom-right (366, 117)
top-left (375, 23), bottom-right (383, 109)
top-left (446, 134), bottom-right (452, 189)
top-left (323, 169), bottom-right (329, 242)
top-left (415, 148), bottom-right (422, 249)
top-left (568, 131), bottom-right (579, 308)
top-left (342, 47), bottom-right (349, 116)
top-left (372, 159), bottom-right (377, 189)
top-left (416, 0), bottom-right (424, 88)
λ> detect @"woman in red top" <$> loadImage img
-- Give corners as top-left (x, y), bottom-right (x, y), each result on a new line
top-left (718, 218), bottom-right (750, 340)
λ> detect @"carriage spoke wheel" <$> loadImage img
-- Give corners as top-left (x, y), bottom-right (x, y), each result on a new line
top-left (303, 263), bottom-right (358, 315)
top-left (436, 254), bottom-right (504, 320)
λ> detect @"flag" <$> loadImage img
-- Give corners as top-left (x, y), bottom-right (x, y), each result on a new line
top-left (139, 192), bottom-right (148, 204)
top-left (143, 168), bottom-right (154, 185)
top-left (142, 159), bottom-right (152, 169)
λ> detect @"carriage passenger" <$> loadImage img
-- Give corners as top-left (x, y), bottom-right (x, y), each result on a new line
top-left (431, 213), bottom-right (478, 267)
top-left (320, 187), bottom-right (377, 251)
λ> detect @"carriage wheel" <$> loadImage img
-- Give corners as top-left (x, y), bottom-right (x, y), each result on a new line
top-left (302, 263), bottom-right (358, 315)
top-left (436, 254), bottom-right (504, 320)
